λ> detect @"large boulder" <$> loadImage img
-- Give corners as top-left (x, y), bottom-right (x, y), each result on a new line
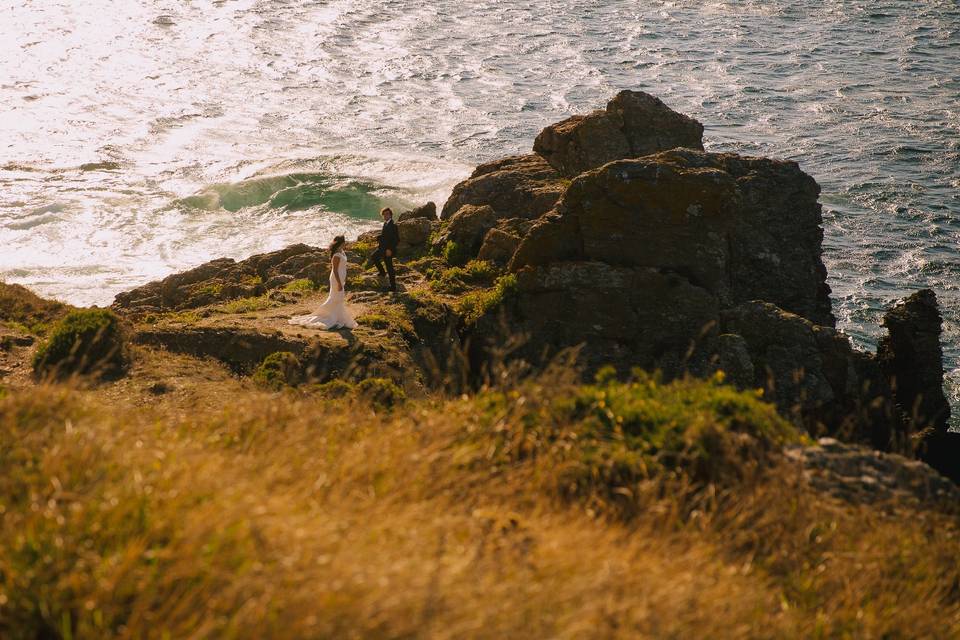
top-left (533, 90), bottom-right (704, 177)
top-left (440, 155), bottom-right (566, 221)
top-left (877, 289), bottom-right (957, 481)
top-left (477, 218), bottom-right (535, 265)
top-left (397, 217), bottom-right (433, 247)
top-left (397, 202), bottom-right (438, 222)
top-left (433, 204), bottom-right (499, 255)
top-left (511, 149), bottom-right (834, 327)
top-left (478, 229), bottom-right (523, 265)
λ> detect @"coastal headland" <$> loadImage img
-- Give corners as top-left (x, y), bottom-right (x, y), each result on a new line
top-left (2, 93), bottom-right (959, 638)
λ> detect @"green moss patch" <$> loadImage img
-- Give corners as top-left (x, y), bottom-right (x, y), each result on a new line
top-left (281, 278), bottom-right (317, 293)
top-left (442, 240), bottom-right (470, 267)
top-left (428, 260), bottom-right (499, 294)
top-left (465, 371), bottom-right (799, 518)
top-left (456, 274), bottom-right (518, 324)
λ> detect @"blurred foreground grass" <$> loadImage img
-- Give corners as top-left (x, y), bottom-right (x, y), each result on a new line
top-left (1, 369), bottom-right (959, 638)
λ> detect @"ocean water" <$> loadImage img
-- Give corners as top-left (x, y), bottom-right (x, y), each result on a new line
top-left (2, 0), bottom-right (959, 408)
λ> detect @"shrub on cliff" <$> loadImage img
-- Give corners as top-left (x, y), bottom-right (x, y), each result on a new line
top-left (441, 240), bottom-right (470, 267)
top-left (32, 308), bottom-right (127, 380)
top-left (428, 259), bottom-right (499, 294)
top-left (311, 379), bottom-right (354, 398)
top-left (356, 377), bottom-right (405, 408)
top-left (466, 369), bottom-right (799, 517)
top-left (253, 352), bottom-right (303, 389)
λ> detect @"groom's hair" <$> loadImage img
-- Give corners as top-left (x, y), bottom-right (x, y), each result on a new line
top-left (380, 207), bottom-right (393, 219)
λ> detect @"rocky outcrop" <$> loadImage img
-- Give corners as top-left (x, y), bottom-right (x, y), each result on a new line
top-left (786, 438), bottom-right (960, 509)
top-left (449, 92), bottom-right (951, 462)
top-left (493, 261), bottom-right (720, 377)
top-left (878, 289), bottom-right (957, 482)
top-left (397, 217), bottom-right (433, 247)
top-left (533, 91), bottom-right (704, 178)
top-left (433, 204), bottom-right (499, 255)
top-left (440, 155), bottom-right (566, 222)
top-left (398, 201), bottom-right (438, 222)
top-left (511, 149), bottom-right (834, 327)
top-left (878, 289), bottom-right (951, 431)
top-left (720, 302), bottom-right (903, 451)
top-left (114, 244), bottom-right (330, 311)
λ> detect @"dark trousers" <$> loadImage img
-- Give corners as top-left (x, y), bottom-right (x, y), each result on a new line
top-left (370, 248), bottom-right (396, 291)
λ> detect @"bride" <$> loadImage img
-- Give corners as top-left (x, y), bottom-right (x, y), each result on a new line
top-left (289, 235), bottom-right (357, 330)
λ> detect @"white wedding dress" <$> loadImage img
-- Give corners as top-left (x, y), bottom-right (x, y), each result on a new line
top-left (288, 250), bottom-right (357, 330)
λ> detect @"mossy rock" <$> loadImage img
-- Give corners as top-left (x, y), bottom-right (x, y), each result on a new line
top-left (253, 352), bottom-right (303, 389)
top-left (0, 282), bottom-right (67, 334)
top-left (356, 377), bottom-right (406, 409)
top-left (442, 241), bottom-right (470, 267)
top-left (456, 274), bottom-right (519, 325)
top-left (311, 379), bottom-right (354, 399)
top-left (32, 309), bottom-right (127, 380)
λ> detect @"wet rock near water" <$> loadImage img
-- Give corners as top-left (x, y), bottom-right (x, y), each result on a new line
top-left (877, 289), bottom-right (957, 482)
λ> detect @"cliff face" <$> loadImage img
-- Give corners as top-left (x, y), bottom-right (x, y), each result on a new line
top-left (107, 90), bottom-right (953, 479)
top-left (438, 90), bottom-right (947, 460)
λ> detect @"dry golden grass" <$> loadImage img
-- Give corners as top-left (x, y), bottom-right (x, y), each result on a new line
top-left (1, 371), bottom-right (959, 639)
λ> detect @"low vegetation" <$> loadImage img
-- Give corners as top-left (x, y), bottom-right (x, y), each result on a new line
top-left (428, 260), bottom-right (499, 294)
top-left (457, 274), bottom-right (519, 324)
top-left (1, 373), bottom-right (958, 638)
top-left (31, 308), bottom-right (127, 380)
top-left (253, 351), bottom-right (303, 389)
top-left (355, 377), bottom-right (406, 408)
top-left (281, 278), bottom-right (317, 293)
top-left (212, 294), bottom-right (278, 315)
top-left (442, 240), bottom-right (470, 267)
top-left (0, 282), bottom-right (68, 335)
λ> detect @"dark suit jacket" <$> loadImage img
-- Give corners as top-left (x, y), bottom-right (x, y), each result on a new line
top-left (378, 219), bottom-right (400, 252)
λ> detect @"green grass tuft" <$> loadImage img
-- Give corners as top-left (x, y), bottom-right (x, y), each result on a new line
top-left (32, 308), bottom-right (127, 380)
top-left (456, 274), bottom-right (519, 324)
top-left (282, 278), bottom-right (317, 293)
top-left (442, 240), bottom-right (470, 267)
top-left (428, 260), bottom-right (499, 294)
top-left (213, 295), bottom-right (277, 315)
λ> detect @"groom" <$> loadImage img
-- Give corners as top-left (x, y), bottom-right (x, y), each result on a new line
top-left (368, 207), bottom-right (399, 292)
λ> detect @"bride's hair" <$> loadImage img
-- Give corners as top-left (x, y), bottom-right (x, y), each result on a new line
top-left (329, 235), bottom-right (346, 256)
